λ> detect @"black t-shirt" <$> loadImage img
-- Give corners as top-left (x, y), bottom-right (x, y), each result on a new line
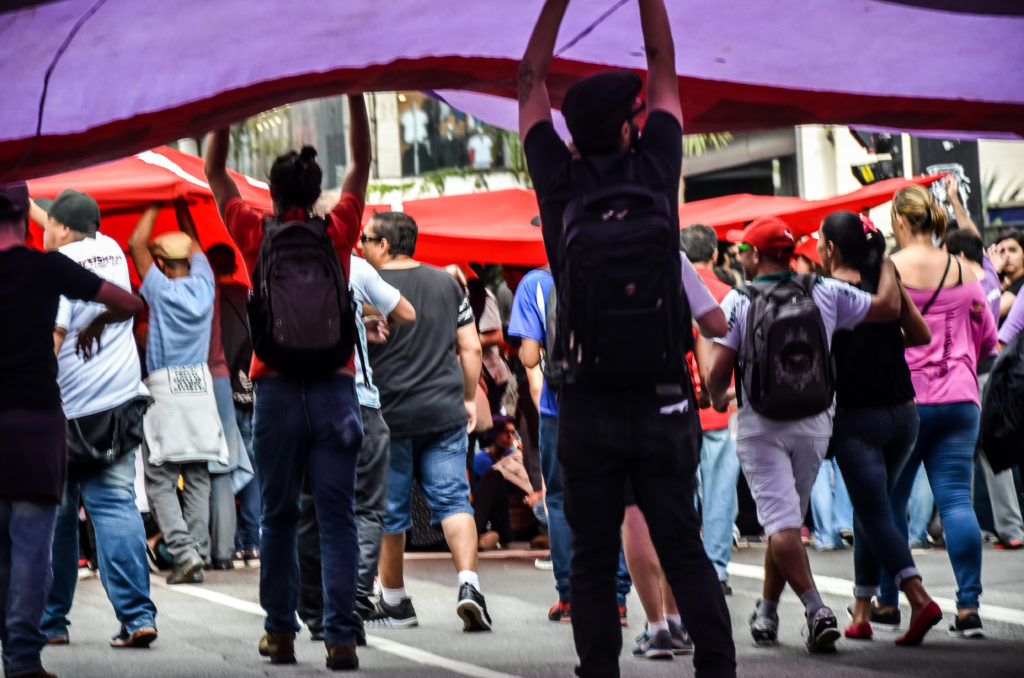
top-left (0, 247), bottom-right (104, 412)
top-left (831, 280), bottom-right (916, 410)
top-left (218, 282), bottom-right (253, 395)
top-left (1007, 275), bottom-right (1024, 297)
top-left (368, 264), bottom-right (475, 437)
top-left (523, 111), bottom-right (684, 274)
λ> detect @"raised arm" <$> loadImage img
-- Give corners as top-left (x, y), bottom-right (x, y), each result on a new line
top-left (518, 0), bottom-right (569, 140)
top-left (127, 204), bottom-right (160, 281)
top-left (946, 175), bottom-right (980, 239)
top-left (341, 94), bottom-right (371, 201)
top-left (638, 0), bottom-right (682, 124)
top-left (204, 128), bottom-right (242, 222)
top-left (173, 198), bottom-right (202, 255)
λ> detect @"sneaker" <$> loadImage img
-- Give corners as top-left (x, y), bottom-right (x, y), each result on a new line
top-left (534, 555), bottom-right (553, 570)
top-left (325, 641), bottom-right (359, 670)
top-left (354, 595), bottom-right (375, 621)
top-left (632, 627), bottom-right (674, 660)
top-left (948, 612), bottom-right (984, 639)
top-left (749, 601), bottom-right (779, 645)
top-left (619, 604), bottom-right (628, 627)
top-left (720, 581), bottom-right (733, 596)
top-left (364, 597), bottom-right (418, 628)
top-left (548, 600), bottom-right (571, 623)
top-left (46, 635), bottom-right (70, 645)
top-left (456, 583), bottom-right (492, 632)
top-left (993, 539), bottom-right (1024, 550)
top-left (667, 619), bottom-right (694, 654)
top-left (258, 631), bottom-right (296, 664)
top-left (146, 546), bottom-right (162, 574)
top-left (166, 552), bottom-right (204, 585)
top-left (806, 607), bottom-right (841, 653)
top-left (110, 626), bottom-right (158, 648)
top-left (868, 602), bottom-right (901, 631)
top-left (212, 558), bottom-right (233, 571)
top-left (909, 541), bottom-right (933, 554)
top-left (243, 548), bottom-right (261, 567)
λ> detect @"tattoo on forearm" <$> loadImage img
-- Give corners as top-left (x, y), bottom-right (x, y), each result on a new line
top-left (518, 60), bottom-right (535, 108)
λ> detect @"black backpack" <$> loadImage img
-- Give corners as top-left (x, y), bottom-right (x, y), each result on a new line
top-left (555, 159), bottom-right (692, 387)
top-left (247, 216), bottom-right (356, 375)
top-left (737, 274), bottom-right (834, 420)
top-left (980, 329), bottom-right (1024, 473)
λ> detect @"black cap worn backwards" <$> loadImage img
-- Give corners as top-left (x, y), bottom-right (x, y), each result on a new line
top-left (35, 189), bottom-right (101, 234)
top-left (561, 70), bottom-right (645, 155)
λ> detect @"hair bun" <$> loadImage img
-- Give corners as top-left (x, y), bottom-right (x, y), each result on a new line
top-left (298, 146), bottom-right (318, 163)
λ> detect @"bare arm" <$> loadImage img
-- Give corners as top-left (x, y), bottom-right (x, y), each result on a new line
top-left (204, 128), bottom-right (242, 222)
top-left (638, 0), bottom-right (682, 123)
top-left (862, 258), bottom-right (901, 323)
top-left (525, 361), bottom-right (544, 410)
top-left (695, 307), bottom-right (728, 339)
top-left (518, 0), bottom-right (569, 140)
top-left (946, 175), bottom-right (980, 239)
top-left (707, 343), bottom-right (736, 413)
top-left (519, 337), bottom-right (541, 369)
top-left (53, 327), bottom-right (66, 357)
top-left (341, 94), bottom-right (371, 201)
top-left (127, 205), bottom-right (160, 281)
top-left (28, 199), bottom-right (48, 228)
top-left (898, 278), bottom-right (932, 347)
top-left (480, 329), bottom-right (503, 349)
top-left (173, 198), bottom-right (202, 254)
top-left (457, 323), bottom-right (483, 431)
top-left (386, 295), bottom-right (416, 327)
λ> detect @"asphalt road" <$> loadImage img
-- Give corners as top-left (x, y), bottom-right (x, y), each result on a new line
top-left (40, 542), bottom-right (1024, 677)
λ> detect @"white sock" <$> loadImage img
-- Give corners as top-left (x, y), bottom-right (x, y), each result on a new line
top-left (381, 586), bottom-right (406, 606)
top-left (648, 621), bottom-right (669, 635)
top-left (458, 570), bottom-right (480, 591)
top-left (665, 613), bottom-right (682, 628)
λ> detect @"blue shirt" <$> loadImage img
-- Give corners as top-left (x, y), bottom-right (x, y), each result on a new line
top-left (349, 255), bottom-right (401, 409)
top-left (473, 447), bottom-right (513, 482)
top-left (140, 253), bottom-right (215, 373)
top-left (507, 268), bottom-right (558, 416)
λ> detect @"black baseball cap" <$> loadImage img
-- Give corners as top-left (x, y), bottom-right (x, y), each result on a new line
top-left (35, 189), bottom-right (100, 234)
top-left (0, 182), bottom-right (30, 215)
top-left (561, 70), bottom-right (645, 154)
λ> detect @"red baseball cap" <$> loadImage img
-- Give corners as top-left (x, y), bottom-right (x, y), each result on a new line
top-left (726, 217), bottom-right (796, 258)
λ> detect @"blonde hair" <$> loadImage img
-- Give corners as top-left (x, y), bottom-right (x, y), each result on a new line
top-left (891, 184), bottom-right (947, 240)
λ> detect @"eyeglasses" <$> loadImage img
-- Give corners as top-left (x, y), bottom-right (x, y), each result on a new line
top-left (360, 234), bottom-right (384, 244)
top-left (737, 243), bottom-right (753, 252)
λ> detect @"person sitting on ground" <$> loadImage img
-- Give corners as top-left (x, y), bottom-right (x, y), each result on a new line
top-left (471, 415), bottom-right (536, 551)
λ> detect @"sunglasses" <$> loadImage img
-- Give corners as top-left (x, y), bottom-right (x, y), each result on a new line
top-left (360, 234), bottom-right (384, 244)
top-left (737, 243), bottom-right (753, 252)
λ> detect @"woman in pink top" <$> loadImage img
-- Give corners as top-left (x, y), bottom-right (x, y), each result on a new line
top-left (876, 185), bottom-right (997, 639)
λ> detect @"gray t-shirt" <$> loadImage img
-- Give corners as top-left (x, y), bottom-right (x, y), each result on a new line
top-left (369, 263), bottom-right (475, 437)
top-left (714, 276), bottom-right (871, 439)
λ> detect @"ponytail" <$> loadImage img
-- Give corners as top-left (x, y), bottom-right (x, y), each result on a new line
top-left (821, 210), bottom-right (885, 293)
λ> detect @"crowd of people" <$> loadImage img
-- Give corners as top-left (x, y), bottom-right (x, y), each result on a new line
top-left (1, 1), bottom-right (1022, 678)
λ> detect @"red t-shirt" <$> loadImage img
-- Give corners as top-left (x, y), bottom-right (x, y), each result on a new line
top-left (691, 267), bottom-right (734, 431)
top-left (223, 193), bottom-right (363, 378)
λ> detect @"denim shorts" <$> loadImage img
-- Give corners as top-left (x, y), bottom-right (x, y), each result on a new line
top-left (384, 425), bottom-right (473, 534)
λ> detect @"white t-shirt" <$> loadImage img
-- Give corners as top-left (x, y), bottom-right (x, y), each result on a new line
top-left (401, 107), bottom-right (429, 145)
top-left (680, 253), bottom-right (722, 321)
top-left (350, 255), bottom-right (401, 409)
top-left (713, 275), bottom-right (872, 439)
top-left (468, 134), bottom-right (494, 170)
top-left (55, 233), bottom-right (148, 419)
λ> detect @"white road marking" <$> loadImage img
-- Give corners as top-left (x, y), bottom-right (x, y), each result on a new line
top-left (727, 562), bottom-right (1024, 627)
top-left (152, 576), bottom-right (522, 678)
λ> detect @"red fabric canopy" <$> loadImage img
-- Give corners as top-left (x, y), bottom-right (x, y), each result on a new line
top-left (26, 145), bottom-right (941, 278)
top-left (26, 146), bottom-right (271, 286)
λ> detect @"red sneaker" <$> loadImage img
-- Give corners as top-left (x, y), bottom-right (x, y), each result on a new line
top-left (619, 604), bottom-right (628, 627)
top-left (548, 600), bottom-right (571, 623)
top-left (993, 539), bottom-right (1023, 550)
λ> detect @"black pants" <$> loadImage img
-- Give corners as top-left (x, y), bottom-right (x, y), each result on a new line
top-left (558, 382), bottom-right (736, 678)
top-left (472, 470), bottom-right (512, 544)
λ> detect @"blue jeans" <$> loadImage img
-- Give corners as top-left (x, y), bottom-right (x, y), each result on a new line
top-left (253, 375), bottom-right (362, 646)
top-left (539, 413), bottom-right (631, 605)
top-left (907, 464), bottom-right (934, 544)
top-left (41, 452), bottom-right (156, 639)
top-left (234, 405), bottom-right (260, 552)
top-left (697, 426), bottom-right (739, 583)
top-left (880, 403), bottom-right (983, 610)
top-left (383, 426), bottom-right (474, 534)
top-left (0, 501), bottom-right (58, 676)
top-left (832, 404), bottom-right (920, 599)
top-left (810, 457), bottom-right (853, 549)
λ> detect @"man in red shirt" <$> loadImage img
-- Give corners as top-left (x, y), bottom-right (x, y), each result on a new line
top-left (204, 94), bottom-right (370, 672)
top-left (681, 224), bottom-right (740, 596)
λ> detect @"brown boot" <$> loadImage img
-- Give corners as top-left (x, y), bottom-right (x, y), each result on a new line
top-left (325, 641), bottom-right (359, 670)
top-left (258, 631), bottom-right (296, 664)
